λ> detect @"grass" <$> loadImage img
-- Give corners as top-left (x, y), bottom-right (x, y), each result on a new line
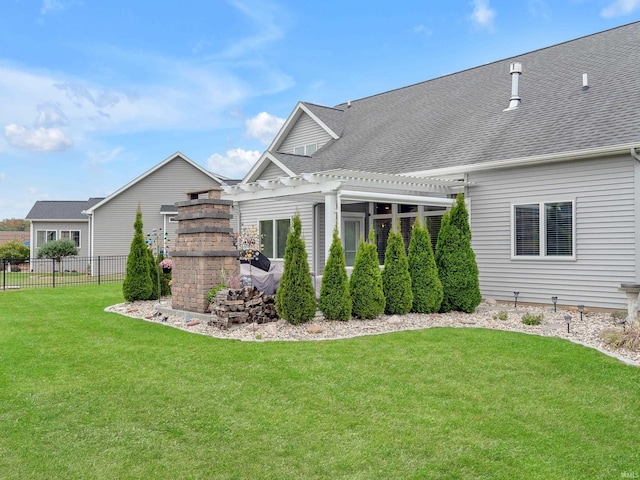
top-left (1, 284), bottom-right (640, 479)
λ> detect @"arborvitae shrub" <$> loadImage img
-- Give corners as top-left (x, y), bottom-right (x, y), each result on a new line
top-left (275, 213), bottom-right (317, 324)
top-left (408, 218), bottom-right (443, 313)
top-left (435, 193), bottom-right (481, 313)
top-left (146, 247), bottom-right (159, 300)
top-left (381, 227), bottom-right (413, 315)
top-left (122, 207), bottom-right (153, 302)
top-left (349, 230), bottom-right (385, 319)
top-left (319, 227), bottom-right (352, 321)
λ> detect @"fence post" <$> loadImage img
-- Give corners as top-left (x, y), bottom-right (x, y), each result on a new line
top-left (2, 258), bottom-right (5, 290)
top-left (52, 258), bottom-right (56, 288)
top-left (98, 256), bottom-right (101, 285)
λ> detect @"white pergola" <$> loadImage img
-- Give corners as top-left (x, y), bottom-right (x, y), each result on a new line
top-left (222, 169), bottom-right (470, 262)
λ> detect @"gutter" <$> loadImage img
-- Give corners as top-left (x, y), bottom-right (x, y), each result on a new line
top-left (407, 143), bottom-right (640, 177)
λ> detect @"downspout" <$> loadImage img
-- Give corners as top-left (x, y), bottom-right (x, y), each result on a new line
top-left (632, 148), bottom-right (640, 283)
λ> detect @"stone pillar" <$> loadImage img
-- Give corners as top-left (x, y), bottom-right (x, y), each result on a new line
top-left (171, 188), bottom-right (239, 313)
top-left (620, 283), bottom-right (640, 330)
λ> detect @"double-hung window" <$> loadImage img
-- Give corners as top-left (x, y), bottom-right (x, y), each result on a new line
top-left (60, 230), bottom-right (81, 248)
top-left (260, 219), bottom-right (291, 259)
top-left (512, 200), bottom-right (574, 259)
top-left (36, 230), bottom-right (57, 248)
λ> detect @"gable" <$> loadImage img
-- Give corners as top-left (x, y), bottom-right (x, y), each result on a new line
top-left (86, 152), bottom-right (221, 214)
top-left (277, 111), bottom-right (334, 155)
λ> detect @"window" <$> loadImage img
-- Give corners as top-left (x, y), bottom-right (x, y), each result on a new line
top-left (372, 203), bottom-right (446, 264)
top-left (60, 230), bottom-right (81, 248)
top-left (260, 219), bottom-right (291, 258)
top-left (513, 201), bottom-right (574, 258)
top-left (36, 230), bottom-right (57, 248)
top-left (293, 143), bottom-right (318, 155)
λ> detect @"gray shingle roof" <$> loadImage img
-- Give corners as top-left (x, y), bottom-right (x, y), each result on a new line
top-left (277, 22), bottom-right (640, 175)
top-left (301, 102), bottom-right (345, 137)
top-left (25, 198), bottom-right (104, 220)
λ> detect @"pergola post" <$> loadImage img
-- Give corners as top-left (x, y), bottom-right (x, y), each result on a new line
top-left (324, 190), bottom-right (341, 262)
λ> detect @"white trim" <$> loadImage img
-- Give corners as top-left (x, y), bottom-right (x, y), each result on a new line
top-left (510, 199), bottom-right (576, 261)
top-left (242, 151), bottom-right (297, 184)
top-left (267, 102), bottom-right (340, 154)
top-left (84, 152), bottom-right (223, 214)
top-left (407, 143), bottom-right (640, 177)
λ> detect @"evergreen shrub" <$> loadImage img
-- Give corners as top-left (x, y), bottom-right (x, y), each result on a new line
top-left (123, 207), bottom-right (153, 302)
top-left (349, 230), bottom-right (385, 319)
top-left (319, 227), bottom-right (351, 321)
top-left (381, 227), bottom-right (413, 315)
top-left (435, 193), bottom-right (481, 313)
top-left (275, 213), bottom-right (317, 324)
top-left (408, 218), bottom-right (443, 313)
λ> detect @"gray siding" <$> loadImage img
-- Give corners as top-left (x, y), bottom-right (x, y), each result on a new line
top-left (279, 112), bottom-right (333, 154)
top-left (469, 154), bottom-right (636, 309)
top-left (30, 220), bottom-right (90, 257)
top-left (92, 157), bottom-right (220, 256)
top-left (259, 162), bottom-right (289, 181)
top-left (237, 198), bottom-right (315, 266)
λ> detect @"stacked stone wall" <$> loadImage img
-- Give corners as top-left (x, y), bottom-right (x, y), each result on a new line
top-left (171, 189), bottom-right (239, 313)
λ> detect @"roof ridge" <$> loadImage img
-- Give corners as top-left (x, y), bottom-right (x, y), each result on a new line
top-left (334, 20), bottom-right (640, 108)
top-left (302, 101), bottom-right (344, 112)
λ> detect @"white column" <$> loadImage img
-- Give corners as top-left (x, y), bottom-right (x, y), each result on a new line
top-left (324, 191), bottom-right (341, 265)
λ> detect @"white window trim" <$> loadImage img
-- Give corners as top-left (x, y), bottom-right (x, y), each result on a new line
top-left (511, 199), bottom-right (576, 261)
top-left (60, 230), bottom-right (81, 248)
top-left (293, 142), bottom-right (318, 156)
top-left (36, 230), bottom-right (57, 248)
top-left (259, 218), bottom-right (291, 260)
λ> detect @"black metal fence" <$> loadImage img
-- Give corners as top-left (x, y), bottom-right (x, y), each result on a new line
top-left (1, 256), bottom-right (127, 290)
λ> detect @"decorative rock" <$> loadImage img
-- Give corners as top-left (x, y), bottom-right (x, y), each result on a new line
top-left (568, 306), bottom-right (589, 314)
top-left (186, 320), bottom-right (200, 327)
top-left (484, 298), bottom-right (498, 306)
top-left (264, 323), bottom-right (278, 336)
top-left (386, 315), bottom-right (402, 325)
top-left (306, 323), bottom-right (323, 334)
top-left (542, 323), bottom-right (563, 331)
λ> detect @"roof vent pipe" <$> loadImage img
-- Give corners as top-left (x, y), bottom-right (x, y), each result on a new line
top-left (504, 62), bottom-right (522, 111)
top-left (582, 73), bottom-right (589, 90)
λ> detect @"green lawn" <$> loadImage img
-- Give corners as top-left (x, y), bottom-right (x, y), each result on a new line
top-left (1, 284), bottom-right (639, 479)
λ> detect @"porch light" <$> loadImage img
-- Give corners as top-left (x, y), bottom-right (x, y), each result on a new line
top-left (564, 315), bottom-right (572, 333)
top-left (551, 296), bottom-right (558, 312)
top-left (577, 305), bottom-right (584, 321)
top-left (513, 292), bottom-right (520, 308)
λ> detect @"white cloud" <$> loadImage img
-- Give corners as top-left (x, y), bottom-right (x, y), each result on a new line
top-left (470, 0), bottom-right (496, 30)
top-left (245, 112), bottom-right (285, 145)
top-left (40, 0), bottom-right (79, 16)
top-left (413, 25), bottom-right (433, 35)
top-left (4, 124), bottom-right (73, 151)
top-left (601, 0), bottom-right (640, 17)
top-left (207, 148), bottom-right (261, 178)
top-left (87, 147), bottom-right (125, 167)
top-left (0, 172), bottom-right (6, 182)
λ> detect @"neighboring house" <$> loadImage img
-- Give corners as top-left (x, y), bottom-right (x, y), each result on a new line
top-left (0, 231), bottom-right (30, 247)
top-left (26, 152), bottom-right (231, 265)
top-left (223, 22), bottom-right (640, 309)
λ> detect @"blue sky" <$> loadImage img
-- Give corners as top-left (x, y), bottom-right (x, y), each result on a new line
top-left (1, 0), bottom-right (640, 220)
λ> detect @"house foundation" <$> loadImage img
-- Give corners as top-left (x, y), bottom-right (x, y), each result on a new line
top-left (171, 188), bottom-right (239, 313)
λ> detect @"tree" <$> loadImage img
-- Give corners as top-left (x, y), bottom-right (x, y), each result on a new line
top-left (435, 193), bottom-right (481, 313)
top-left (408, 218), bottom-right (443, 313)
top-left (349, 230), bottom-right (385, 319)
top-left (37, 239), bottom-right (78, 274)
top-left (318, 226), bottom-right (351, 321)
top-left (0, 239), bottom-right (30, 272)
top-left (275, 212), bottom-right (317, 324)
top-left (381, 226), bottom-right (413, 315)
top-left (146, 247), bottom-right (159, 300)
top-left (122, 206), bottom-right (153, 302)
top-left (0, 218), bottom-right (29, 231)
